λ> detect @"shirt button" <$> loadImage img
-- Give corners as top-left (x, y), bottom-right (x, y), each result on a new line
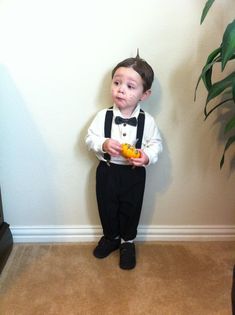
top-left (123, 133), bottom-right (126, 137)
top-left (123, 123), bottom-right (126, 127)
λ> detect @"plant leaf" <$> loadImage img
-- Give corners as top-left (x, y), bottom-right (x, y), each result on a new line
top-left (202, 57), bottom-right (220, 91)
top-left (200, 0), bottom-right (215, 24)
top-left (206, 72), bottom-right (235, 104)
top-left (224, 116), bottom-right (235, 134)
top-left (204, 97), bottom-right (233, 119)
top-left (202, 47), bottom-right (221, 90)
top-left (232, 82), bottom-right (235, 102)
top-left (220, 135), bottom-right (235, 168)
top-left (194, 50), bottom-right (235, 101)
top-left (221, 20), bottom-right (235, 70)
top-left (194, 48), bottom-right (221, 100)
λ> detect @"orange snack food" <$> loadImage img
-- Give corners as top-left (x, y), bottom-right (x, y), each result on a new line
top-left (121, 143), bottom-right (141, 159)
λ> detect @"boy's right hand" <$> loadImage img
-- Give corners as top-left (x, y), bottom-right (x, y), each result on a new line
top-left (102, 139), bottom-right (121, 157)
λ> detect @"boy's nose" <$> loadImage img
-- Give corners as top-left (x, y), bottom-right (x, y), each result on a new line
top-left (118, 85), bottom-right (125, 94)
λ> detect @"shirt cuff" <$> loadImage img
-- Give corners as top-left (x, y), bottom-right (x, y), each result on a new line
top-left (99, 138), bottom-right (109, 153)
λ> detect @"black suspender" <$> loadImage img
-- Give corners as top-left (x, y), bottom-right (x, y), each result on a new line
top-left (103, 108), bottom-right (145, 162)
top-left (104, 108), bottom-right (114, 162)
top-left (135, 110), bottom-right (145, 149)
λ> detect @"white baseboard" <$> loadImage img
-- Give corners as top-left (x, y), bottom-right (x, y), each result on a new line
top-left (10, 225), bottom-right (235, 243)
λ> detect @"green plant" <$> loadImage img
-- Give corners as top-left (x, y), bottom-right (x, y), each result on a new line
top-left (195, 0), bottom-right (235, 168)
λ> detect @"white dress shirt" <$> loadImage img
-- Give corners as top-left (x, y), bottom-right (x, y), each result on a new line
top-left (85, 104), bottom-right (162, 166)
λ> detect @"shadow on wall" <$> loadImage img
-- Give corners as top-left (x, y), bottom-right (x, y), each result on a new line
top-left (75, 71), bottom-right (113, 225)
top-left (140, 77), bottom-right (172, 225)
top-left (167, 33), bottom-right (231, 177)
top-left (74, 70), bottom-right (114, 225)
top-left (75, 118), bottom-right (101, 225)
top-left (214, 100), bottom-right (235, 174)
top-left (0, 65), bottom-right (57, 225)
top-left (141, 134), bottom-right (172, 225)
top-left (214, 96), bottom-right (235, 176)
top-left (95, 71), bottom-right (113, 110)
top-left (167, 2), bottom-right (235, 178)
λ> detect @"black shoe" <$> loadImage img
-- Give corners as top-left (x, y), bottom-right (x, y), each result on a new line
top-left (119, 242), bottom-right (136, 270)
top-left (93, 236), bottom-right (120, 258)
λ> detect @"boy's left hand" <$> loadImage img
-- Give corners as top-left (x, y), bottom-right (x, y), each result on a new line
top-left (129, 150), bottom-right (149, 167)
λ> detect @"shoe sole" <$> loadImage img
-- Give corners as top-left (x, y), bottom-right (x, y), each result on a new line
top-left (93, 246), bottom-right (119, 259)
top-left (119, 263), bottom-right (136, 270)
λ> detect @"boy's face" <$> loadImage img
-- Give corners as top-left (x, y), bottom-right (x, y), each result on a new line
top-left (111, 67), bottom-right (151, 115)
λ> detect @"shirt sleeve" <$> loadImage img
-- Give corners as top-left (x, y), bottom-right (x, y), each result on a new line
top-left (142, 113), bottom-right (163, 165)
top-left (85, 109), bottom-right (108, 154)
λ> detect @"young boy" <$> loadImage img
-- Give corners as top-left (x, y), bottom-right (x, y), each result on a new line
top-left (85, 53), bottom-right (162, 270)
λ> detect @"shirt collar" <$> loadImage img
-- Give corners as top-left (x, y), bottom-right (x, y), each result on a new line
top-left (113, 103), bottom-right (140, 118)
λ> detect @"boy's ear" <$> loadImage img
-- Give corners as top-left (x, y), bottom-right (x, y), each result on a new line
top-left (140, 89), bottom-right (151, 101)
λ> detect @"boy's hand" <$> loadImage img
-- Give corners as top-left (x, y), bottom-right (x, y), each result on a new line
top-left (102, 139), bottom-right (121, 157)
top-left (129, 150), bottom-right (149, 167)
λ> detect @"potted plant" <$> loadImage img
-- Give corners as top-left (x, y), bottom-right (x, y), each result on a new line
top-left (195, 1), bottom-right (235, 312)
top-left (195, 0), bottom-right (235, 168)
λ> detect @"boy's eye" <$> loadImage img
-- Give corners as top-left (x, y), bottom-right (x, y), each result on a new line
top-left (114, 81), bottom-right (119, 85)
top-left (128, 84), bottom-right (135, 89)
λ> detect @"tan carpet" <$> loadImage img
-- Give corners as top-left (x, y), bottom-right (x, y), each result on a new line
top-left (0, 241), bottom-right (234, 315)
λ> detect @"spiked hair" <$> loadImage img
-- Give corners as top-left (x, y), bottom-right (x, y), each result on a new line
top-left (111, 50), bottom-right (154, 92)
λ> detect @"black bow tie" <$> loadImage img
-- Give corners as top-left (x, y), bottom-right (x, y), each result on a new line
top-left (115, 116), bottom-right (137, 126)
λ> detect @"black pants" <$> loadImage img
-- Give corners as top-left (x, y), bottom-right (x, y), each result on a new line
top-left (96, 161), bottom-right (146, 241)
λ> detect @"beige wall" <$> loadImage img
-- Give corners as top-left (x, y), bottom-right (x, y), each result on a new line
top-left (0, 0), bottom-right (235, 230)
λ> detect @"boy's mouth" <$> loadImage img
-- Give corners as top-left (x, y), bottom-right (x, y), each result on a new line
top-left (116, 96), bottom-right (125, 101)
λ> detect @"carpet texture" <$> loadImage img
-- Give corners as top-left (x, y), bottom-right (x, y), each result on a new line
top-left (0, 242), bottom-right (234, 315)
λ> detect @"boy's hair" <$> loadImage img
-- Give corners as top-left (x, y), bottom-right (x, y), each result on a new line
top-left (111, 51), bottom-right (154, 92)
